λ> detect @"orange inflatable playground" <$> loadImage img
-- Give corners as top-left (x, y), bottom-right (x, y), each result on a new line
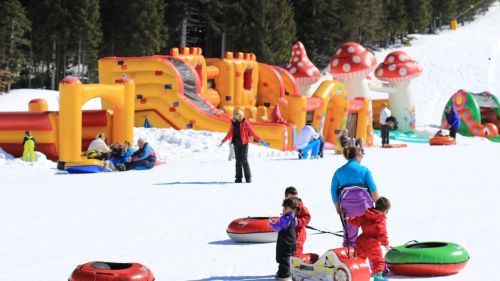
top-left (0, 41), bottom-right (381, 163)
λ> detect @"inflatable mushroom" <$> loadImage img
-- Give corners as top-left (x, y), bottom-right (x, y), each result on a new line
top-left (375, 51), bottom-right (422, 132)
top-left (286, 41), bottom-right (321, 96)
top-left (328, 42), bottom-right (377, 99)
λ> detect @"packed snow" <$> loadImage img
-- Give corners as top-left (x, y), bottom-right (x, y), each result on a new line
top-left (1, 3), bottom-right (500, 281)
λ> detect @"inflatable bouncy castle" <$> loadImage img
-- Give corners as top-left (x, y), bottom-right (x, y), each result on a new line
top-left (0, 78), bottom-right (135, 163)
top-left (99, 45), bottom-right (373, 150)
top-left (1, 41), bottom-right (422, 158)
top-left (442, 90), bottom-right (500, 142)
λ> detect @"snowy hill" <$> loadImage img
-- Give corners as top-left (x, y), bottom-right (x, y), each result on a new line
top-left (1, 3), bottom-right (500, 281)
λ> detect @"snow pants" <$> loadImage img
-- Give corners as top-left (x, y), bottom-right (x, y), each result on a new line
top-left (294, 228), bottom-right (306, 255)
top-left (381, 124), bottom-right (390, 145)
top-left (450, 127), bottom-right (457, 138)
top-left (125, 157), bottom-right (155, 170)
top-left (355, 235), bottom-right (385, 274)
top-left (234, 143), bottom-right (251, 180)
top-left (299, 138), bottom-right (321, 159)
top-left (22, 140), bottom-right (35, 161)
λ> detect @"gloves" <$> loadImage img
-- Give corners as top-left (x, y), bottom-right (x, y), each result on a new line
top-left (260, 139), bottom-right (269, 147)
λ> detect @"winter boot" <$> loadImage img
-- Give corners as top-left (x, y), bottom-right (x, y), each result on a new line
top-left (245, 177), bottom-right (251, 183)
top-left (373, 272), bottom-right (387, 281)
top-left (235, 178), bottom-right (242, 183)
top-left (116, 163), bottom-right (126, 171)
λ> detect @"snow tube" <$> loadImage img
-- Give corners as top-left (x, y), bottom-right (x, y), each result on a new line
top-left (429, 136), bottom-right (455, 146)
top-left (65, 159), bottom-right (105, 174)
top-left (69, 261), bottom-right (155, 281)
top-left (385, 241), bottom-right (469, 276)
top-left (382, 143), bottom-right (408, 148)
top-left (226, 217), bottom-right (278, 243)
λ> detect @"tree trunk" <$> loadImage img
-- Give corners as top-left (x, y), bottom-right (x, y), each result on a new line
top-left (181, 16), bottom-right (187, 48)
top-left (51, 39), bottom-right (56, 90)
top-left (221, 31), bottom-right (226, 57)
top-left (78, 35), bottom-right (82, 79)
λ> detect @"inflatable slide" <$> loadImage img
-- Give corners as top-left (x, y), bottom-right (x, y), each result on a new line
top-left (443, 89), bottom-right (500, 142)
top-left (99, 48), bottom-right (362, 151)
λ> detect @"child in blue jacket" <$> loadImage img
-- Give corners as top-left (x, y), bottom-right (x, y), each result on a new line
top-left (112, 141), bottom-right (134, 169)
top-left (270, 198), bottom-right (298, 281)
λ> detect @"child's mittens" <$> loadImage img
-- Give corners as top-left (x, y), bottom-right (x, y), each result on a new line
top-left (260, 139), bottom-right (270, 147)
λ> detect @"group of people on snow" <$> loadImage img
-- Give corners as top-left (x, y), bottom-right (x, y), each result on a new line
top-left (269, 145), bottom-right (392, 281)
top-left (85, 133), bottom-right (156, 171)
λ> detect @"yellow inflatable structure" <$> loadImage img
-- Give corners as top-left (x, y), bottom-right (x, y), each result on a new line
top-left (99, 47), bottom-right (373, 150)
top-left (0, 78), bottom-right (135, 163)
top-left (0, 46), bottom-right (373, 161)
top-left (58, 77), bottom-right (135, 162)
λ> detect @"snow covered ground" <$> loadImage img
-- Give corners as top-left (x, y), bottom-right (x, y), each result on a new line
top-left (1, 3), bottom-right (500, 281)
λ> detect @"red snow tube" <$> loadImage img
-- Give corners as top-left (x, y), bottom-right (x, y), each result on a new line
top-left (382, 143), bottom-right (408, 148)
top-left (387, 262), bottom-right (468, 276)
top-left (429, 136), bottom-right (455, 146)
top-left (69, 261), bottom-right (155, 281)
top-left (226, 217), bottom-right (278, 243)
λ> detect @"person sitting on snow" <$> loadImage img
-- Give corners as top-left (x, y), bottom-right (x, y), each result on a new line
top-left (285, 186), bottom-right (311, 256)
top-left (123, 138), bottom-right (156, 170)
top-left (339, 129), bottom-right (364, 152)
top-left (110, 141), bottom-right (134, 168)
top-left (270, 198), bottom-right (297, 281)
top-left (87, 133), bottom-right (111, 160)
top-left (296, 121), bottom-right (321, 159)
top-left (22, 130), bottom-right (36, 162)
top-left (349, 197), bottom-right (391, 281)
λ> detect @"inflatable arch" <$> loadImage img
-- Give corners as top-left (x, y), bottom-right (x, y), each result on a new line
top-left (442, 90), bottom-right (500, 142)
top-left (58, 77), bottom-right (135, 162)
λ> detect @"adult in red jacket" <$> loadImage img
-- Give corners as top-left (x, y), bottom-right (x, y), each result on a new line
top-left (285, 186), bottom-right (311, 255)
top-left (220, 109), bottom-right (260, 183)
top-left (349, 197), bottom-right (391, 281)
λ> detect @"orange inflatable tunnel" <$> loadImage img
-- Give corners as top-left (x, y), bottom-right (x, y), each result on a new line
top-left (0, 111), bottom-right (58, 160)
top-left (81, 110), bottom-right (113, 150)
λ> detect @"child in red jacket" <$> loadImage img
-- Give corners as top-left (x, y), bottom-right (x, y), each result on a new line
top-left (349, 197), bottom-right (391, 281)
top-left (285, 186), bottom-right (311, 256)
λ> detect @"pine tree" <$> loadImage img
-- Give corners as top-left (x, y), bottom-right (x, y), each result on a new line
top-left (129, 0), bottom-right (166, 56)
top-left (292, 0), bottom-right (341, 68)
top-left (382, 0), bottom-right (408, 45)
top-left (102, 0), bottom-right (167, 56)
top-left (22, 0), bottom-right (71, 88)
top-left (228, 0), bottom-right (296, 65)
top-left (405, 0), bottom-right (432, 33)
top-left (0, 0), bottom-right (31, 76)
top-left (74, 0), bottom-right (102, 82)
top-left (431, 0), bottom-right (457, 31)
top-left (357, 0), bottom-right (385, 46)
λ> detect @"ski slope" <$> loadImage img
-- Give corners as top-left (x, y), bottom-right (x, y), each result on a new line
top-left (1, 3), bottom-right (500, 281)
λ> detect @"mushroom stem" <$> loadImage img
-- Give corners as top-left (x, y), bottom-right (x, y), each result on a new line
top-left (388, 80), bottom-right (416, 132)
top-left (343, 77), bottom-right (371, 99)
top-left (299, 85), bottom-right (314, 97)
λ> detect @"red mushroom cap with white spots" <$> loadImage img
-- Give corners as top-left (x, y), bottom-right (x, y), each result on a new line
top-left (286, 41), bottom-right (321, 86)
top-left (328, 42), bottom-right (377, 80)
top-left (375, 51), bottom-right (422, 83)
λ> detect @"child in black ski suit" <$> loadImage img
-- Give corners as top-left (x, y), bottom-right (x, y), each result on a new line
top-left (270, 198), bottom-right (298, 280)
